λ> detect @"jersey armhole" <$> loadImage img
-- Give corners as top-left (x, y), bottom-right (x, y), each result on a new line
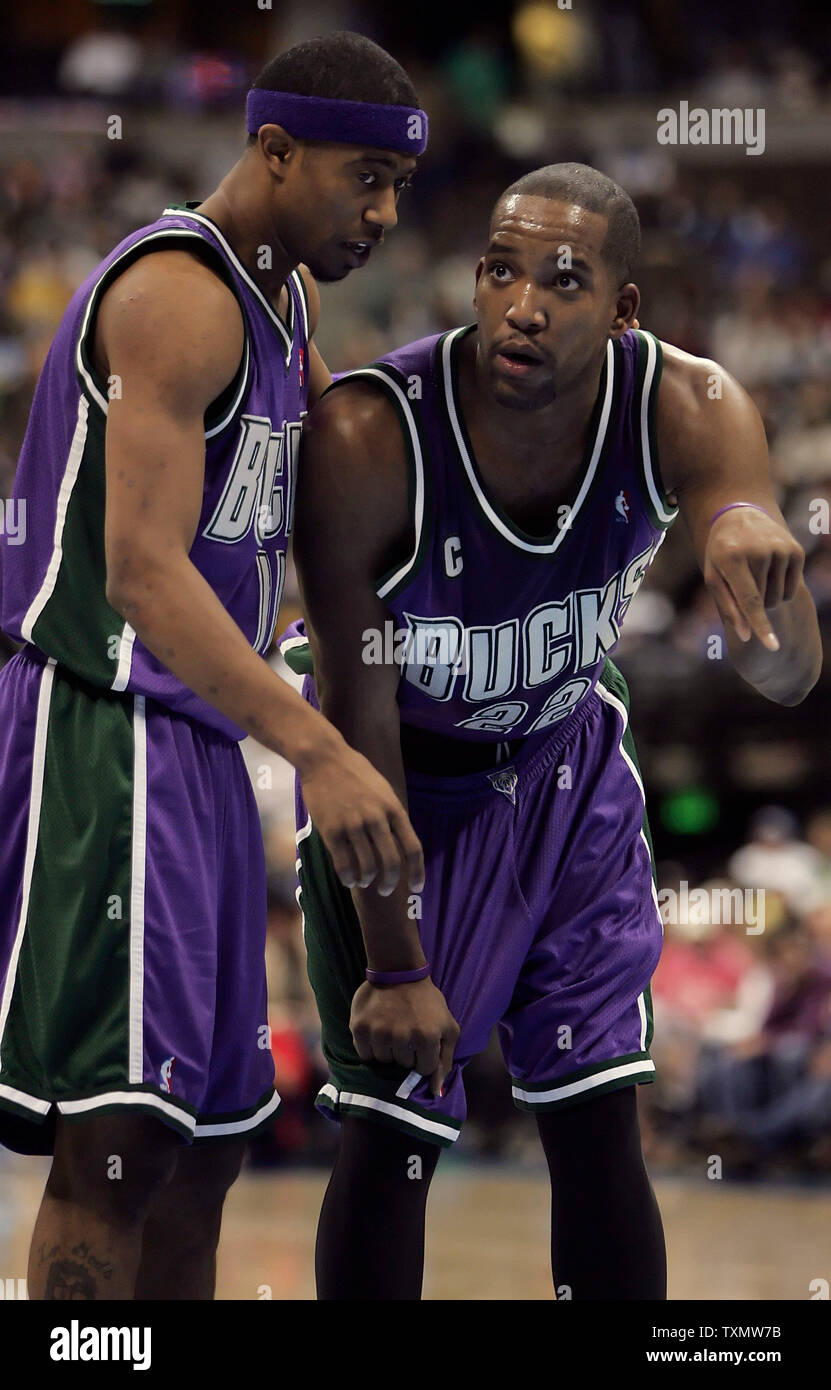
top-left (633, 329), bottom-right (679, 530)
top-left (289, 268), bottom-right (311, 343)
top-left (75, 229), bottom-right (250, 438)
top-left (322, 364), bottom-right (432, 601)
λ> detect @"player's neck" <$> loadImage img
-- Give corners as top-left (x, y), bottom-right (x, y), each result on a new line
top-left (194, 167), bottom-right (297, 307)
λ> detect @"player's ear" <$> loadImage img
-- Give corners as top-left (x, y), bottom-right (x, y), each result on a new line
top-left (610, 283), bottom-right (640, 337)
top-left (258, 124), bottom-right (298, 173)
top-left (473, 257), bottom-right (486, 310)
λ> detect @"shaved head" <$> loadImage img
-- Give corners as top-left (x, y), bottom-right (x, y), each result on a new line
top-left (493, 163), bottom-right (641, 285)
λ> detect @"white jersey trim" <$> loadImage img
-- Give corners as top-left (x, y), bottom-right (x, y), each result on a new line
top-left (21, 396), bottom-right (89, 645)
top-left (512, 1057), bottom-right (655, 1107)
top-left (594, 679), bottom-right (663, 928)
top-left (193, 1089), bottom-right (281, 1138)
top-left (56, 1089), bottom-right (193, 1131)
top-left (162, 207), bottom-right (297, 368)
top-left (207, 330), bottom-right (251, 440)
top-left (128, 695), bottom-right (148, 1085)
top-left (637, 330), bottom-right (678, 526)
top-left (442, 328), bottom-right (616, 554)
top-left (0, 658), bottom-right (56, 1062)
top-left (596, 677), bottom-right (659, 1055)
top-left (75, 226), bottom-right (252, 431)
top-left (253, 550), bottom-right (273, 654)
top-left (0, 1082), bottom-right (52, 1116)
top-left (295, 815), bottom-right (313, 944)
top-left (111, 623), bottom-right (137, 693)
top-left (290, 268), bottom-right (310, 343)
top-left (317, 1082), bottom-right (461, 1143)
top-left (325, 366), bottom-right (426, 602)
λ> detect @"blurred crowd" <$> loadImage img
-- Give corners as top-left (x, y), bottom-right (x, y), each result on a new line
top-left (1, 5), bottom-right (830, 1173)
top-left (645, 807), bottom-right (831, 1180)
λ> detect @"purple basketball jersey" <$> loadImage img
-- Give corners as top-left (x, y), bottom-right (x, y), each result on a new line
top-left (0, 203), bottom-right (309, 740)
top-left (333, 325), bottom-right (678, 741)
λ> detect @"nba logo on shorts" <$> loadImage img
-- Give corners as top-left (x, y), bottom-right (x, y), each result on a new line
top-left (487, 767), bottom-right (518, 804)
top-left (160, 1056), bottom-right (177, 1093)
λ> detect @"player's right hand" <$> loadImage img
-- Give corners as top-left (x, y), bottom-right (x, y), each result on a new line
top-left (350, 977), bottom-right (461, 1098)
top-left (301, 741), bottom-right (425, 896)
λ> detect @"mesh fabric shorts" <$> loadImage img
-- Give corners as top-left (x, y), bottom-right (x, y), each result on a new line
top-left (296, 657), bottom-right (662, 1148)
top-left (0, 645), bottom-right (278, 1154)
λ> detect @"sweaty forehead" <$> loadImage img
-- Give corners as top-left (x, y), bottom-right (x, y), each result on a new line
top-left (489, 194), bottom-right (608, 258)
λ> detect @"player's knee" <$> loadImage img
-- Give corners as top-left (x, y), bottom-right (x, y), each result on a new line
top-left (339, 1115), bottom-right (442, 1189)
top-left (49, 1114), bottom-right (182, 1225)
top-left (176, 1140), bottom-right (247, 1214)
top-left (537, 1085), bottom-right (644, 1169)
top-left (138, 1139), bottom-right (247, 1248)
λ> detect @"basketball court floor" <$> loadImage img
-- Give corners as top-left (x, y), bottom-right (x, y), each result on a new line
top-left (1, 1152), bottom-right (827, 1300)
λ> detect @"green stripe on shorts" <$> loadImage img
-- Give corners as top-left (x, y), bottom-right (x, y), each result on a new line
top-left (1, 664), bottom-right (136, 1099)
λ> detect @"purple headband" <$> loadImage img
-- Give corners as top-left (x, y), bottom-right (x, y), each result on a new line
top-left (246, 89), bottom-right (428, 155)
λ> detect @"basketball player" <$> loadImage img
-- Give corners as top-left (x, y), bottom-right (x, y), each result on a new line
top-left (282, 164), bottom-right (822, 1300)
top-left (0, 32), bottom-right (427, 1299)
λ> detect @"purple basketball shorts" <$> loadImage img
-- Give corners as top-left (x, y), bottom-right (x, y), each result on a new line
top-left (0, 645), bottom-right (278, 1153)
top-left (295, 656), bottom-right (662, 1147)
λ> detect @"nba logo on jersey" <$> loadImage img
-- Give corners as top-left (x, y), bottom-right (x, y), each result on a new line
top-left (615, 489), bottom-right (631, 523)
top-left (299, 347), bottom-right (305, 387)
top-left (160, 1056), bottom-right (177, 1093)
top-left (487, 767), bottom-right (518, 804)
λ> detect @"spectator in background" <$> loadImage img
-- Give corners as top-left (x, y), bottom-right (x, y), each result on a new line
top-left (805, 901), bottom-right (831, 963)
top-left (805, 546), bottom-right (831, 623)
top-left (772, 380), bottom-right (831, 487)
top-left (650, 875), bottom-right (768, 1146)
top-left (728, 806), bottom-right (827, 917)
top-left (697, 923), bottom-right (831, 1166)
top-left (804, 812), bottom-right (831, 904)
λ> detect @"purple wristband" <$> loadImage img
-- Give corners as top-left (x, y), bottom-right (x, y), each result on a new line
top-left (710, 502), bottom-right (772, 526)
top-left (365, 963), bottom-right (430, 986)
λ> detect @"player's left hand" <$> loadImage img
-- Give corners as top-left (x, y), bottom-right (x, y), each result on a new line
top-left (703, 508), bottom-right (805, 652)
